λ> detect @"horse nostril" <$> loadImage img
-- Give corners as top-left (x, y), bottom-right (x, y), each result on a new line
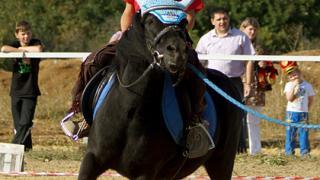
top-left (169, 64), bottom-right (178, 73)
top-left (166, 61), bottom-right (178, 73)
top-left (167, 44), bottom-right (176, 52)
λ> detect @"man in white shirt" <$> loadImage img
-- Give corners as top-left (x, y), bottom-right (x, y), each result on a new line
top-left (196, 8), bottom-right (256, 153)
top-left (196, 8), bottom-right (255, 97)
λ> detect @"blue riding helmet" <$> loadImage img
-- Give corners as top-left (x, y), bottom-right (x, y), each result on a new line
top-left (137, 0), bottom-right (190, 24)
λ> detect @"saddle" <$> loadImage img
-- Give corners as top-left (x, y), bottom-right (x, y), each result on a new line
top-left (81, 70), bottom-right (217, 158)
top-left (81, 65), bottom-right (114, 124)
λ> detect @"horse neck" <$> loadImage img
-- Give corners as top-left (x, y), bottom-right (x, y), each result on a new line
top-left (115, 59), bottom-right (164, 101)
top-left (114, 23), bottom-right (160, 91)
top-left (119, 56), bottom-right (150, 83)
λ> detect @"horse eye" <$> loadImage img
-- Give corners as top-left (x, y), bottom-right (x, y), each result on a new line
top-left (144, 15), bottom-right (155, 25)
top-left (179, 19), bottom-right (188, 29)
top-left (146, 19), bottom-right (155, 26)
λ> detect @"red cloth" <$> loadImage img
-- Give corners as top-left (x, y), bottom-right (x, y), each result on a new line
top-left (124, 0), bottom-right (140, 12)
top-left (186, 0), bottom-right (204, 12)
top-left (124, 0), bottom-right (204, 12)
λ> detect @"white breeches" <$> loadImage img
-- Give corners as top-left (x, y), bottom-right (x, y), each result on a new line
top-left (247, 106), bottom-right (262, 155)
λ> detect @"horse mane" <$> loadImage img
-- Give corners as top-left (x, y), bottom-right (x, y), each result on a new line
top-left (116, 12), bottom-right (153, 64)
top-left (114, 12), bottom-right (158, 86)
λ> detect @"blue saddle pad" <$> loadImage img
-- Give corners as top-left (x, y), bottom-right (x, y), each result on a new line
top-left (93, 73), bottom-right (217, 146)
top-left (93, 74), bottom-right (116, 118)
top-left (162, 73), bottom-right (217, 145)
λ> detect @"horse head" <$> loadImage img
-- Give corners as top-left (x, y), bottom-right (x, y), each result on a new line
top-left (140, 0), bottom-right (190, 77)
top-left (143, 13), bottom-right (189, 76)
top-left (116, 6), bottom-right (189, 86)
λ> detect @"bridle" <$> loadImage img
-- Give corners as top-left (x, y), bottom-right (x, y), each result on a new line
top-left (151, 25), bottom-right (187, 66)
top-left (141, 5), bottom-right (188, 65)
top-left (118, 9), bottom-right (188, 88)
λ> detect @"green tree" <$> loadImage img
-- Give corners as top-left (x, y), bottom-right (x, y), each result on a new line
top-left (0, 0), bottom-right (123, 52)
top-left (1, 0), bottom-right (320, 54)
top-left (194, 0), bottom-right (320, 54)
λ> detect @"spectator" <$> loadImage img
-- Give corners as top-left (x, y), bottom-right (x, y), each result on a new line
top-left (240, 17), bottom-right (278, 155)
top-left (0, 20), bottom-right (43, 151)
top-left (61, 0), bottom-right (206, 140)
top-left (196, 8), bottom-right (256, 153)
top-left (282, 63), bottom-right (315, 156)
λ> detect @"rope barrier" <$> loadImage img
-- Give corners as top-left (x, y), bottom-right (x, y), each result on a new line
top-left (1, 53), bottom-right (319, 127)
top-left (1, 52), bottom-right (320, 61)
top-left (188, 64), bottom-right (320, 129)
top-left (197, 54), bottom-right (320, 62)
top-left (0, 52), bottom-right (90, 59)
top-left (0, 171), bottom-right (319, 179)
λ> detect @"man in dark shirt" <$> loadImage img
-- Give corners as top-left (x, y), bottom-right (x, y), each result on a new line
top-left (1, 20), bottom-right (43, 151)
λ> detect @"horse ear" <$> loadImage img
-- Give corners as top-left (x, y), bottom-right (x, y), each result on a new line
top-left (179, 18), bottom-right (188, 29)
top-left (132, 11), bottom-right (143, 28)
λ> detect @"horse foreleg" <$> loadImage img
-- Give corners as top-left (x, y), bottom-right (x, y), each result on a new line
top-left (204, 125), bottom-right (240, 180)
top-left (204, 151), bottom-right (236, 180)
top-left (78, 152), bottom-right (107, 180)
top-left (204, 117), bottom-right (240, 179)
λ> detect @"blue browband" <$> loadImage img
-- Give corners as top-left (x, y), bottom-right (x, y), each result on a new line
top-left (138, 0), bottom-right (187, 24)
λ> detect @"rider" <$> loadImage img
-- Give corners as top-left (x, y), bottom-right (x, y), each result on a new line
top-left (121, 0), bottom-right (203, 31)
top-left (61, 0), bottom-right (206, 140)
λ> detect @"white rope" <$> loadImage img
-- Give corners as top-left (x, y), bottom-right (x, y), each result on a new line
top-left (197, 54), bottom-right (320, 62)
top-left (0, 52), bottom-right (320, 62)
top-left (0, 52), bottom-right (90, 60)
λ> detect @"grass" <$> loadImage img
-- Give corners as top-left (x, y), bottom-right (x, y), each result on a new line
top-left (26, 145), bottom-right (85, 161)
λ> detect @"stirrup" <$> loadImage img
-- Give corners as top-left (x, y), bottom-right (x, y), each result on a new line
top-left (60, 111), bottom-right (75, 138)
top-left (60, 112), bottom-right (89, 141)
top-left (73, 120), bottom-right (89, 141)
top-left (184, 122), bottom-right (215, 159)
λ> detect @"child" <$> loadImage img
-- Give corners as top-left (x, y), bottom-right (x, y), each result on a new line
top-left (283, 63), bottom-right (315, 156)
top-left (0, 20), bottom-right (43, 151)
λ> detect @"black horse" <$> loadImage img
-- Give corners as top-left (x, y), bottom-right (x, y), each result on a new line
top-left (78, 10), bottom-right (242, 180)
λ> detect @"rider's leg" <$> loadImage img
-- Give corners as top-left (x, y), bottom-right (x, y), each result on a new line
top-left (62, 41), bottom-right (118, 139)
top-left (185, 48), bottom-right (207, 124)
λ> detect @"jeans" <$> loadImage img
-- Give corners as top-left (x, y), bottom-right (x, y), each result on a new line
top-left (285, 111), bottom-right (310, 155)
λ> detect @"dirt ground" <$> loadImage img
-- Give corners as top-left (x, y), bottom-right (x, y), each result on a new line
top-left (0, 144), bottom-right (319, 179)
top-left (1, 55), bottom-right (320, 179)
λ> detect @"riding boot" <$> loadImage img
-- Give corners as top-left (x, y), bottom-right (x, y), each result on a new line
top-left (61, 41), bottom-right (118, 140)
top-left (186, 48), bottom-right (207, 126)
top-left (71, 40), bottom-right (118, 112)
top-left (68, 100), bottom-right (81, 114)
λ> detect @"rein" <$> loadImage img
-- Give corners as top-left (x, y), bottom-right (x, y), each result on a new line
top-left (116, 60), bottom-right (157, 88)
